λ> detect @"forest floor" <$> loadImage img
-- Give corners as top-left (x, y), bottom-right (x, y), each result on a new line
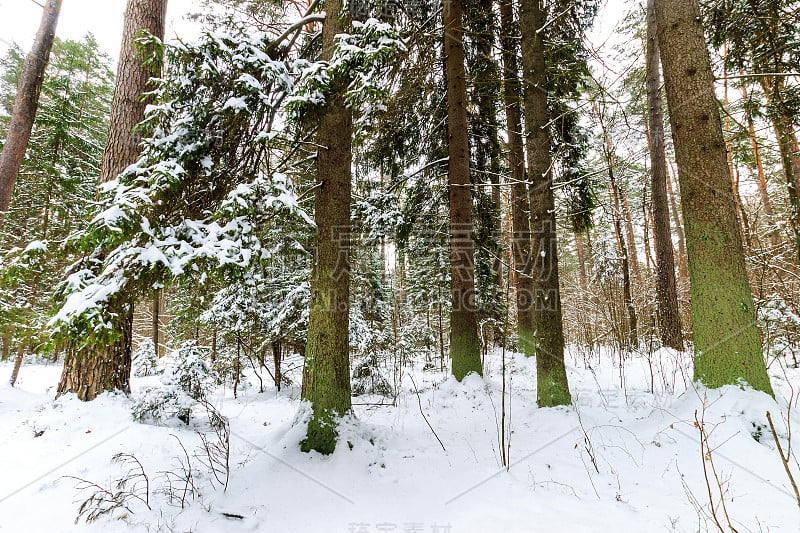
top-left (1, 346), bottom-right (799, 532)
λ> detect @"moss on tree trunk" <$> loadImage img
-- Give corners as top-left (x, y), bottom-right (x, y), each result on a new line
top-left (655, 0), bottom-right (773, 395)
top-left (520, 0), bottom-right (570, 407)
top-left (300, 0), bottom-right (353, 454)
top-left (444, 0), bottom-right (482, 381)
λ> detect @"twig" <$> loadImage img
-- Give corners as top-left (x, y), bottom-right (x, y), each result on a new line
top-left (408, 374), bottom-right (446, 452)
top-left (766, 411), bottom-right (800, 508)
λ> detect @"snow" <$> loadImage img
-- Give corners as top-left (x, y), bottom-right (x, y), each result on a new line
top-left (1, 348), bottom-right (799, 532)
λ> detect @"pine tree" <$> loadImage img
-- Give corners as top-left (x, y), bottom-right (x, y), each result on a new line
top-left (645, 0), bottom-right (683, 350)
top-left (656, 0), bottom-right (773, 394)
top-left (300, 0), bottom-right (355, 454)
top-left (444, 0), bottom-right (483, 381)
top-left (57, 0), bottom-right (168, 400)
top-left (499, 0), bottom-right (535, 357)
top-left (520, 0), bottom-right (570, 406)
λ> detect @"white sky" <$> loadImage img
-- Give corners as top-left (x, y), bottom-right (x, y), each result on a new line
top-left (0, 0), bottom-right (632, 62)
top-left (0, 0), bottom-right (199, 62)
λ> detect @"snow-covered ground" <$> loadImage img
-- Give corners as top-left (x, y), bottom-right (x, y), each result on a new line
top-left (1, 347), bottom-right (799, 532)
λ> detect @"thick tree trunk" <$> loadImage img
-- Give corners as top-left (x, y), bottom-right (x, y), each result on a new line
top-left (655, 0), bottom-right (772, 394)
top-left (300, 0), bottom-right (353, 454)
top-left (444, 0), bottom-right (482, 381)
top-left (520, 0), bottom-right (570, 407)
top-left (100, 0), bottom-right (168, 184)
top-left (0, 0), bottom-right (62, 214)
top-left (645, 0), bottom-right (683, 350)
top-left (57, 301), bottom-right (134, 399)
top-left (57, 0), bottom-right (167, 401)
top-left (499, 0), bottom-right (535, 357)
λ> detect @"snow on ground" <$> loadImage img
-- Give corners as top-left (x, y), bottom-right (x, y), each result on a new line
top-left (1, 348), bottom-right (799, 532)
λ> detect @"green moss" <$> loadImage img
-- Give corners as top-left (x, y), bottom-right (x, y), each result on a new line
top-left (536, 374), bottom-right (571, 407)
top-left (300, 409), bottom-right (338, 455)
top-left (450, 327), bottom-right (482, 381)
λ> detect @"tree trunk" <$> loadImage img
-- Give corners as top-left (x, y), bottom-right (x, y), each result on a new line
top-left (300, 0), bottom-right (353, 455)
top-left (444, 0), bottom-right (482, 381)
top-left (667, 164), bottom-right (689, 281)
top-left (520, 0), bottom-right (570, 407)
top-left (9, 344), bottom-right (25, 387)
top-left (620, 183), bottom-right (640, 281)
top-left (1, 334), bottom-right (9, 362)
top-left (57, 0), bottom-right (167, 401)
top-left (57, 300), bottom-right (134, 399)
top-left (0, 0), bottom-right (62, 214)
top-left (645, 0), bottom-right (683, 350)
top-left (655, 0), bottom-right (772, 394)
top-left (499, 0), bottom-right (535, 357)
top-left (100, 0), bottom-right (168, 184)
top-left (273, 340), bottom-right (282, 391)
top-left (151, 289), bottom-right (160, 356)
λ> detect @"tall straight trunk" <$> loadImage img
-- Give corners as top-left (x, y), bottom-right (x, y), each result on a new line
top-left (57, 0), bottom-right (167, 401)
top-left (300, 0), bottom-right (353, 454)
top-left (620, 183), bottom-right (640, 280)
top-left (0, 0), bottom-right (62, 214)
top-left (645, 0), bottom-right (683, 350)
top-left (667, 164), bottom-right (689, 280)
top-left (151, 289), bottom-right (160, 356)
top-left (100, 0), bottom-right (168, 184)
top-left (444, 0), bottom-right (482, 380)
top-left (499, 0), bottom-right (534, 357)
top-left (655, 0), bottom-right (772, 394)
top-left (520, 0), bottom-right (570, 407)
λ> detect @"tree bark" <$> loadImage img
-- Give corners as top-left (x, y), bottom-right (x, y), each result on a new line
top-left (499, 0), bottom-right (535, 357)
top-left (667, 163), bottom-right (689, 281)
top-left (655, 0), bottom-right (772, 394)
top-left (100, 0), bottom-right (168, 184)
top-left (151, 289), bottom-right (161, 356)
top-left (57, 0), bottom-right (167, 401)
top-left (0, 0), bottom-right (62, 214)
top-left (520, 0), bottom-right (570, 407)
top-left (645, 0), bottom-right (683, 350)
top-left (300, 0), bottom-right (353, 454)
top-left (9, 344), bottom-right (25, 387)
top-left (57, 301), bottom-right (134, 399)
top-left (444, 0), bottom-right (482, 381)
